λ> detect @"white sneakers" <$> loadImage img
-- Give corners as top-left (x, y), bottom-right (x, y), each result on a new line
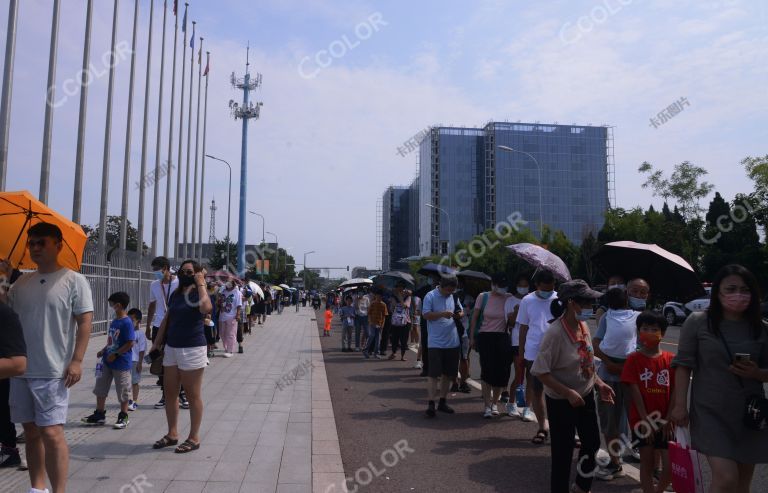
top-left (491, 404), bottom-right (500, 416)
top-left (222, 352), bottom-right (234, 358)
top-left (415, 360), bottom-right (423, 369)
top-left (506, 402), bottom-right (520, 417)
top-left (520, 407), bottom-right (536, 422)
top-left (483, 406), bottom-right (493, 418)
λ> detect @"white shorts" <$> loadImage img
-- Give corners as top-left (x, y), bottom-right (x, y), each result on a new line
top-left (163, 345), bottom-right (208, 371)
top-left (10, 377), bottom-right (69, 427)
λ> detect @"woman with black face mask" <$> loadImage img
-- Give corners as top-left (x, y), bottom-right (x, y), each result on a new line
top-left (150, 259), bottom-right (212, 454)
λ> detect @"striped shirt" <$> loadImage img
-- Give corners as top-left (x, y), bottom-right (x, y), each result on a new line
top-left (368, 301), bottom-right (388, 327)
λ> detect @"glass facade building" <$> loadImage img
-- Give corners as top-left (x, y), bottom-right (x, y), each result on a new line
top-left (381, 186), bottom-right (412, 271)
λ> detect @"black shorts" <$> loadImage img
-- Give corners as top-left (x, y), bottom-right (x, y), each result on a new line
top-left (524, 360), bottom-right (544, 392)
top-left (511, 345), bottom-right (519, 359)
top-left (427, 347), bottom-right (460, 379)
top-left (632, 428), bottom-right (668, 450)
top-left (151, 326), bottom-right (160, 342)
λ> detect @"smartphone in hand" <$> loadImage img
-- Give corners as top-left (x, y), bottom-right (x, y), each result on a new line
top-left (735, 353), bottom-right (751, 364)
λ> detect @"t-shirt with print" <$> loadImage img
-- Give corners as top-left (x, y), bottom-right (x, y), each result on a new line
top-left (132, 328), bottom-right (147, 362)
top-left (355, 294), bottom-right (370, 316)
top-left (105, 317), bottom-right (135, 371)
top-left (531, 319), bottom-right (596, 400)
top-left (0, 301), bottom-right (26, 361)
top-left (148, 277), bottom-right (179, 327)
top-left (621, 351), bottom-right (675, 428)
top-left (516, 291), bottom-right (557, 361)
top-left (340, 305), bottom-right (356, 326)
top-left (9, 268), bottom-right (94, 379)
top-left (218, 287), bottom-right (242, 322)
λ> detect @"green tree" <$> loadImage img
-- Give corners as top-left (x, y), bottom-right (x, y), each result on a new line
top-left (298, 269), bottom-right (321, 290)
top-left (84, 215), bottom-right (147, 253)
top-left (638, 161), bottom-right (714, 222)
top-left (207, 237), bottom-right (236, 270)
top-left (741, 154), bottom-right (768, 236)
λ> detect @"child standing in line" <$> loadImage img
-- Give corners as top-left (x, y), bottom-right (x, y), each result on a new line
top-left (82, 292), bottom-right (135, 429)
top-left (324, 307), bottom-right (333, 336)
top-left (127, 308), bottom-right (146, 411)
top-left (621, 310), bottom-right (675, 493)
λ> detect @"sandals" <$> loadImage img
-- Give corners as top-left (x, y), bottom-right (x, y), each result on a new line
top-left (153, 435), bottom-right (178, 449)
top-left (531, 429), bottom-right (549, 445)
top-left (174, 439), bottom-right (201, 454)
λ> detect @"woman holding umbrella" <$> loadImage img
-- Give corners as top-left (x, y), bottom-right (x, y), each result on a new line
top-left (531, 280), bottom-right (615, 493)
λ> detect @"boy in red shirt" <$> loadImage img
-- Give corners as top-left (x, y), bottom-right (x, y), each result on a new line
top-left (324, 308), bottom-right (333, 336)
top-left (621, 310), bottom-right (675, 493)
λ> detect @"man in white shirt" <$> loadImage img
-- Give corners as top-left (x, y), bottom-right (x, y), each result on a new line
top-left (518, 270), bottom-right (557, 442)
top-left (1, 222), bottom-right (94, 493)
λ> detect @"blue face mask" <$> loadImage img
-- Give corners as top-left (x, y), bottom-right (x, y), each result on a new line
top-left (536, 290), bottom-right (554, 300)
top-left (153, 270), bottom-right (164, 281)
top-left (517, 287), bottom-right (530, 296)
top-left (576, 308), bottom-right (592, 321)
top-left (629, 296), bottom-right (646, 310)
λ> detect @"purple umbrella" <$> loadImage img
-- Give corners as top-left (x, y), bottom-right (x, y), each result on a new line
top-left (506, 243), bottom-right (572, 282)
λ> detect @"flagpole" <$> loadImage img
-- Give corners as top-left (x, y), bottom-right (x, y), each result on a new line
top-left (151, 0), bottom-right (167, 255)
top-left (174, 3), bottom-right (189, 260)
top-left (72, 0), bottom-right (93, 223)
top-left (119, 0), bottom-right (140, 251)
top-left (164, 1), bottom-right (180, 257)
top-left (0, 0), bottom-right (19, 191)
top-left (40, 0), bottom-right (60, 204)
top-left (191, 36), bottom-right (203, 260)
top-left (197, 51), bottom-right (210, 263)
top-left (182, 21), bottom-right (196, 260)
top-left (137, 0), bottom-right (154, 255)
top-left (99, 0), bottom-right (120, 248)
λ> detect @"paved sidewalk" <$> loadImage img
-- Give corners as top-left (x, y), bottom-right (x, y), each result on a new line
top-left (0, 307), bottom-right (341, 493)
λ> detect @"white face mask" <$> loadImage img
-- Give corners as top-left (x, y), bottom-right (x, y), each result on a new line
top-left (493, 286), bottom-right (508, 295)
top-left (517, 287), bottom-right (529, 296)
top-left (608, 284), bottom-right (626, 291)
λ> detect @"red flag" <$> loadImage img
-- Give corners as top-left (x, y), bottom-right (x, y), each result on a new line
top-left (203, 53), bottom-right (209, 76)
top-left (173, 0), bottom-right (177, 16)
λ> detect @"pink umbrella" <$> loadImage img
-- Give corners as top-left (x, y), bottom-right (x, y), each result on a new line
top-left (507, 243), bottom-right (572, 282)
top-left (592, 241), bottom-right (705, 302)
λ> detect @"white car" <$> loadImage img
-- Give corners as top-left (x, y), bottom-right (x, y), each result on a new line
top-left (663, 287), bottom-right (711, 325)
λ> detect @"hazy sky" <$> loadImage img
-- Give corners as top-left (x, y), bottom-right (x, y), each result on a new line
top-left (1, 0), bottom-right (766, 274)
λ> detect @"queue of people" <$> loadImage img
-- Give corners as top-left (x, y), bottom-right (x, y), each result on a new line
top-left (323, 262), bottom-right (768, 493)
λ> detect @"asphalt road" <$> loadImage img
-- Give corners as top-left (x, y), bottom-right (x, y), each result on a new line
top-left (317, 313), bottom-right (642, 493)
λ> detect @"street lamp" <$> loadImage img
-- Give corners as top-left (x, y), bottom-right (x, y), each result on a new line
top-left (249, 211), bottom-right (265, 244)
top-left (266, 231), bottom-right (278, 274)
top-left (304, 250), bottom-right (316, 290)
top-left (425, 203), bottom-right (451, 255)
top-left (205, 154), bottom-right (232, 269)
top-left (497, 145), bottom-right (544, 238)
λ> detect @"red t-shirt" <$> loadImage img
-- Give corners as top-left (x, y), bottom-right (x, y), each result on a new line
top-left (620, 351), bottom-right (675, 427)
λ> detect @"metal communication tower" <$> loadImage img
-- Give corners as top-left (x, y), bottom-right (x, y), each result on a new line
top-left (208, 198), bottom-right (217, 243)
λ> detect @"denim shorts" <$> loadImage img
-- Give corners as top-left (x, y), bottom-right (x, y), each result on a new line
top-left (10, 377), bottom-right (70, 427)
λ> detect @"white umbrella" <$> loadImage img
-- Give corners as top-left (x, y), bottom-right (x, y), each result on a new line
top-left (279, 283), bottom-right (291, 290)
top-left (247, 281), bottom-right (264, 300)
top-left (340, 278), bottom-right (374, 288)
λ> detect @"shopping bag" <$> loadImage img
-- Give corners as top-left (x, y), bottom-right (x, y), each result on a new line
top-left (669, 427), bottom-right (704, 493)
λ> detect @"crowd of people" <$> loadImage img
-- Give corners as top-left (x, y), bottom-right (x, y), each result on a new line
top-left (323, 263), bottom-right (768, 493)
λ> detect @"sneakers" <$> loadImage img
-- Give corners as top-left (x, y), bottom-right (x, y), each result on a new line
top-left (458, 382), bottom-right (471, 393)
top-left (374, 354), bottom-right (383, 359)
top-left (222, 352), bottom-right (233, 358)
top-left (595, 462), bottom-right (624, 481)
top-left (179, 393), bottom-right (190, 409)
top-left (154, 397), bottom-right (165, 409)
top-left (520, 407), bottom-right (535, 422)
top-left (450, 382), bottom-right (459, 393)
top-left (506, 402), bottom-right (520, 417)
top-left (127, 400), bottom-right (138, 412)
top-left (354, 347), bottom-right (361, 352)
top-left (0, 446), bottom-right (21, 468)
top-left (437, 399), bottom-right (454, 414)
top-left (426, 401), bottom-right (436, 418)
top-left (81, 409), bottom-right (106, 426)
top-left (483, 406), bottom-right (493, 419)
top-left (415, 360), bottom-right (423, 369)
top-left (624, 447), bottom-right (642, 463)
top-left (491, 404), bottom-right (500, 416)
top-left (387, 353), bottom-right (396, 360)
top-left (363, 351), bottom-right (370, 359)
top-left (113, 411), bottom-right (129, 429)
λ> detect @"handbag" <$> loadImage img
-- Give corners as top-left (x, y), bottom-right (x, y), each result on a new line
top-left (716, 326), bottom-right (768, 430)
top-left (149, 350), bottom-right (164, 376)
top-left (669, 427), bottom-right (704, 493)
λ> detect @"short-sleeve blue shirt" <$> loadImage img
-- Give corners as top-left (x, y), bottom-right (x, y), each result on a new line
top-left (422, 288), bottom-right (461, 349)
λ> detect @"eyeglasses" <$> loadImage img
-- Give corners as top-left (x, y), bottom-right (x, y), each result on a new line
top-left (721, 285), bottom-right (751, 295)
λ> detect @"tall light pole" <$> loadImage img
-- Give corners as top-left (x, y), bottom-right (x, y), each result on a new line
top-left (304, 250), bottom-right (315, 291)
top-left (72, 0), bottom-right (93, 222)
top-left (0, 0), bottom-right (19, 190)
top-left (229, 45), bottom-right (263, 275)
top-left (39, 0), bottom-right (60, 204)
top-left (498, 145), bottom-right (543, 238)
top-left (249, 211), bottom-right (265, 244)
top-left (205, 154), bottom-right (232, 270)
top-left (425, 203), bottom-right (451, 255)
top-left (266, 230), bottom-right (277, 277)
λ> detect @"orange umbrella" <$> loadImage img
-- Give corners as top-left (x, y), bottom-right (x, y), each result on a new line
top-left (0, 190), bottom-right (88, 271)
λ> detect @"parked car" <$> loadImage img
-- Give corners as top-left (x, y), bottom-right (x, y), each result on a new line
top-left (663, 286), bottom-right (711, 326)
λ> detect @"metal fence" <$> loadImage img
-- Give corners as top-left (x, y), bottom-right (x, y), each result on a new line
top-left (80, 244), bottom-right (155, 335)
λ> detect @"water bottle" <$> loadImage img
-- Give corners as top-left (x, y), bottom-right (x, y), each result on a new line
top-left (516, 384), bottom-right (526, 407)
top-left (95, 362), bottom-right (103, 378)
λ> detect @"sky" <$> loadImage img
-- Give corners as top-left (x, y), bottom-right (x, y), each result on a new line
top-left (1, 0), bottom-right (766, 276)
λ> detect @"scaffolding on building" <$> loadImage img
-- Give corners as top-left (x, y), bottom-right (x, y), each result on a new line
top-left (605, 125), bottom-right (617, 208)
top-left (484, 123), bottom-right (496, 231)
top-left (375, 196), bottom-right (383, 270)
top-left (430, 129), bottom-right (441, 255)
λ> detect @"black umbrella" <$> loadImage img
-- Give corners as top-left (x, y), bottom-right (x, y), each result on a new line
top-left (592, 241), bottom-right (705, 302)
top-left (456, 270), bottom-right (492, 298)
top-left (373, 271), bottom-right (415, 290)
top-left (417, 262), bottom-right (457, 279)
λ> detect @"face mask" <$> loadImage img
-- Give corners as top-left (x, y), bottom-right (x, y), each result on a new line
top-left (493, 286), bottom-right (508, 295)
top-left (576, 308), bottom-right (592, 321)
top-left (153, 270), bottom-right (164, 281)
top-left (226, 283), bottom-right (234, 290)
top-left (629, 296), bottom-right (646, 310)
top-left (517, 287), bottom-right (529, 296)
top-left (536, 290), bottom-right (554, 300)
top-left (608, 284), bottom-right (625, 291)
top-left (638, 331), bottom-right (662, 349)
top-left (721, 293), bottom-right (751, 313)
top-left (179, 274), bottom-right (195, 287)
